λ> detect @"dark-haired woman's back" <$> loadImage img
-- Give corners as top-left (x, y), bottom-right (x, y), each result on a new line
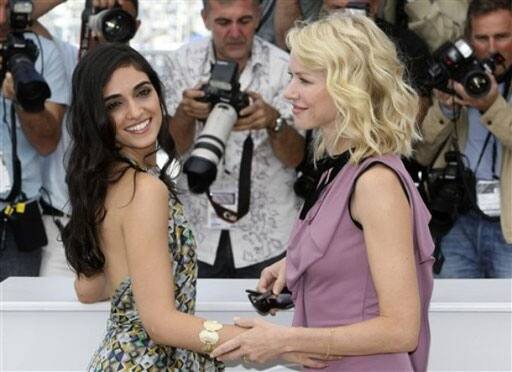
top-left (88, 167), bottom-right (220, 371)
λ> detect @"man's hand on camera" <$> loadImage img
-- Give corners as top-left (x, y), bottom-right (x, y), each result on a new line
top-left (1, 72), bottom-right (15, 102)
top-left (452, 72), bottom-right (499, 113)
top-left (234, 91), bottom-right (279, 131)
top-left (179, 87), bottom-right (210, 121)
top-left (435, 79), bottom-right (463, 113)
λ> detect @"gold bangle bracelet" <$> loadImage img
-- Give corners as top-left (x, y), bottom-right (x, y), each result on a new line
top-left (324, 328), bottom-right (334, 359)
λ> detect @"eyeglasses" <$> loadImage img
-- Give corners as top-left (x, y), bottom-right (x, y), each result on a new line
top-left (245, 287), bottom-right (294, 316)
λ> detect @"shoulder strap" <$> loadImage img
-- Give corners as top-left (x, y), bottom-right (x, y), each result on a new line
top-left (0, 104), bottom-right (22, 202)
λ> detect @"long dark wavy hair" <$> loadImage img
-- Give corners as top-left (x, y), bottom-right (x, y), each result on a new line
top-left (62, 44), bottom-right (177, 277)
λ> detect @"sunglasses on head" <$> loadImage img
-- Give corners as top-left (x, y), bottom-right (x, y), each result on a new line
top-left (245, 287), bottom-right (294, 315)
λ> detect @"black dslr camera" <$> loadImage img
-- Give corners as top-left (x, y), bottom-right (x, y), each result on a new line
top-left (0, 0), bottom-right (51, 113)
top-left (428, 38), bottom-right (504, 98)
top-left (198, 60), bottom-right (250, 114)
top-left (428, 151), bottom-right (475, 237)
top-left (79, 0), bottom-right (137, 59)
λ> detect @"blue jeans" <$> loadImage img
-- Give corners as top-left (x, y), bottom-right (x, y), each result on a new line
top-left (437, 211), bottom-right (512, 278)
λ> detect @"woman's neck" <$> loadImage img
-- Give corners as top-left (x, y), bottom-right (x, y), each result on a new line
top-left (120, 147), bottom-right (157, 170)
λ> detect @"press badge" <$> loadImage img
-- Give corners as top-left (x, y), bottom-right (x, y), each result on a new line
top-left (0, 151), bottom-right (11, 194)
top-left (476, 180), bottom-right (500, 217)
top-left (207, 190), bottom-right (238, 229)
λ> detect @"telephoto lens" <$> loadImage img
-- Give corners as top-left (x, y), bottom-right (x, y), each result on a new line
top-left (183, 103), bottom-right (238, 194)
top-left (9, 53), bottom-right (51, 113)
top-left (88, 8), bottom-right (136, 43)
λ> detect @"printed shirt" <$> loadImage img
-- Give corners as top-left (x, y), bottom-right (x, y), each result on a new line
top-left (162, 36), bottom-right (301, 268)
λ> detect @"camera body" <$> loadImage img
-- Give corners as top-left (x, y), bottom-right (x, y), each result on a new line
top-left (198, 60), bottom-right (249, 114)
top-left (428, 151), bottom-right (475, 236)
top-left (428, 38), bottom-right (504, 98)
top-left (0, 0), bottom-right (51, 113)
top-left (183, 61), bottom-right (250, 194)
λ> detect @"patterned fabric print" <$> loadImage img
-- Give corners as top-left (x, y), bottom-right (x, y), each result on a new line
top-left (87, 198), bottom-right (223, 371)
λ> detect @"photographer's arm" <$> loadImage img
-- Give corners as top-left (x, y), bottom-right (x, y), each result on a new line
top-left (169, 88), bottom-right (209, 155)
top-left (274, 0), bottom-right (302, 50)
top-left (1, 72), bottom-right (65, 155)
top-left (414, 93), bottom-right (459, 166)
top-left (481, 95), bottom-right (512, 148)
top-left (15, 102), bottom-right (65, 155)
top-left (452, 78), bottom-right (512, 149)
top-left (234, 91), bottom-right (304, 168)
top-left (32, 0), bottom-right (66, 19)
top-left (267, 124), bottom-right (304, 168)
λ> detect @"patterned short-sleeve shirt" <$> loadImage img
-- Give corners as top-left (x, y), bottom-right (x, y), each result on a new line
top-left (162, 36), bottom-right (301, 268)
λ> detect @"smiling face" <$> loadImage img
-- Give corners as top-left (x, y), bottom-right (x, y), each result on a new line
top-left (103, 64), bottom-right (162, 165)
top-left (284, 55), bottom-right (338, 132)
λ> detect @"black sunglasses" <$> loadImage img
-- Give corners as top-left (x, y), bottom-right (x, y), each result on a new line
top-left (246, 287), bottom-right (294, 315)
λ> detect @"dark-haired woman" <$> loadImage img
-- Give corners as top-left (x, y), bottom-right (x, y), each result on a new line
top-left (62, 43), bottom-right (243, 371)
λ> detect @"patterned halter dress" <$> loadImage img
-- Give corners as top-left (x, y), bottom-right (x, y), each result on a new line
top-left (87, 183), bottom-right (223, 371)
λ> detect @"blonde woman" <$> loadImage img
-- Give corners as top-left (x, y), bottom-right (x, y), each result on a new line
top-left (212, 13), bottom-right (435, 372)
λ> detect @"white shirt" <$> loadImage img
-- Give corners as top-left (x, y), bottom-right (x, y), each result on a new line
top-left (41, 39), bottom-right (77, 213)
top-left (0, 34), bottom-right (69, 209)
top-left (162, 36), bottom-right (301, 268)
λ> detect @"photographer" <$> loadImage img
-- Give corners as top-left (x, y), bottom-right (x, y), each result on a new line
top-left (0, 0), bottom-right (68, 281)
top-left (164, 0), bottom-right (304, 279)
top-left (416, 0), bottom-right (512, 278)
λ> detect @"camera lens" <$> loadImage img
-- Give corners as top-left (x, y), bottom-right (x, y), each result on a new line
top-left (9, 53), bottom-right (51, 113)
top-left (464, 70), bottom-right (491, 97)
top-left (101, 9), bottom-right (136, 43)
top-left (89, 8), bottom-right (136, 43)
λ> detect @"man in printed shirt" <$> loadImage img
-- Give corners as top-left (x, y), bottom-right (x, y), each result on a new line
top-left (163, 0), bottom-right (304, 278)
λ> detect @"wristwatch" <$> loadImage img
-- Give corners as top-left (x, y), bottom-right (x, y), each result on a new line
top-left (271, 116), bottom-right (286, 133)
top-left (199, 320), bottom-right (223, 353)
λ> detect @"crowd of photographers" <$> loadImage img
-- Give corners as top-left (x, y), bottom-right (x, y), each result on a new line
top-left (0, 0), bottom-right (510, 282)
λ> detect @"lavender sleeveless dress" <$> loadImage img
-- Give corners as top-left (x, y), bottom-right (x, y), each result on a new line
top-left (286, 154), bottom-right (434, 371)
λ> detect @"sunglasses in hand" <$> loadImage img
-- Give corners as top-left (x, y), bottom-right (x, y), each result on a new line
top-left (246, 287), bottom-right (294, 315)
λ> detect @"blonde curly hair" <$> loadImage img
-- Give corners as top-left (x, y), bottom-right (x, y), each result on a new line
top-left (286, 13), bottom-right (421, 163)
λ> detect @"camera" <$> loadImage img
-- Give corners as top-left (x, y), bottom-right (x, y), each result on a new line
top-left (85, 2), bottom-right (136, 43)
top-left (197, 60), bottom-right (250, 113)
top-left (183, 60), bottom-right (250, 194)
top-left (0, 0), bottom-right (51, 113)
top-left (428, 38), bottom-right (505, 98)
top-left (428, 151), bottom-right (475, 237)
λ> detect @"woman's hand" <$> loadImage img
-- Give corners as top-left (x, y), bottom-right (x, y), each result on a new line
top-left (257, 257), bottom-right (286, 294)
top-left (211, 317), bottom-right (290, 363)
top-left (282, 351), bottom-right (342, 369)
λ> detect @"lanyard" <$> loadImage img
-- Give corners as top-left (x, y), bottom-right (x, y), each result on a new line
top-left (473, 132), bottom-right (499, 179)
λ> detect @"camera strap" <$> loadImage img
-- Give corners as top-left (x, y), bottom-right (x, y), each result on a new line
top-left (473, 132), bottom-right (498, 179)
top-left (0, 105), bottom-right (22, 203)
top-left (207, 134), bottom-right (253, 223)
